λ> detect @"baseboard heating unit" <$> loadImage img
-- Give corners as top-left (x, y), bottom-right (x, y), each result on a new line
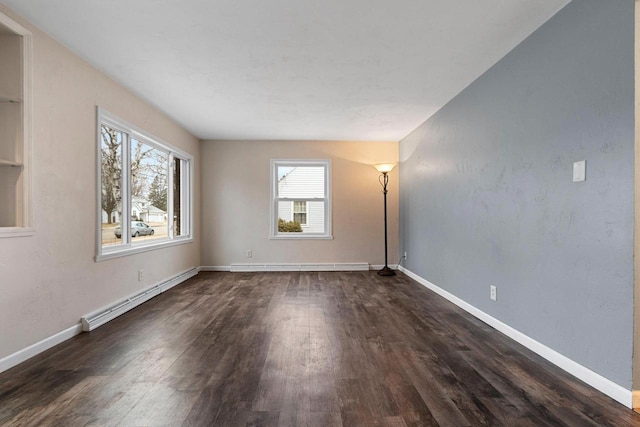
top-left (81, 267), bottom-right (199, 331)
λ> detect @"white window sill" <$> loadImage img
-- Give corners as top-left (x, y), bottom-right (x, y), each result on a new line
top-left (269, 234), bottom-right (334, 240)
top-left (96, 236), bottom-right (193, 261)
top-left (0, 227), bottom-right (35, 238)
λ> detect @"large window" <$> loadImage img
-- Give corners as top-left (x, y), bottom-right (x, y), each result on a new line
top-left (97, 108), bottom-right (192, 260)
top-left (270, 159), bottom-right (331, 239)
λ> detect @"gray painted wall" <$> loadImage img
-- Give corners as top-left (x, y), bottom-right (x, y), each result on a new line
top-left (399, 0), bottom-right (634, 388)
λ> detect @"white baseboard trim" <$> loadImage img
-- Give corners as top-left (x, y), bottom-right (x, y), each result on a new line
top-left (202, 264), bottom-right (400, 273)
top-left (200, 266), bottom-right (231, 272)
top-left (81, 266), bottom-right (199, 331)
top-left (369, 264), bottom-right (399, 271)
top-left (0, 267), bottom-right (199, 374)
top-left (398, 266), bottom-right (633, 408)
top-left (229, 263), bottom-right (369, 272)
top-left (0, 323), bottom-right (83, 374)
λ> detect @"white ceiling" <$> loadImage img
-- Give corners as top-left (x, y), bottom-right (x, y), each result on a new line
top-left (1, 0), bottom-right (569, 141)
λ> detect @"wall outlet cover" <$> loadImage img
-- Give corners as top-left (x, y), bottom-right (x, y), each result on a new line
top-left (573, 160), bottom-right (586, 182)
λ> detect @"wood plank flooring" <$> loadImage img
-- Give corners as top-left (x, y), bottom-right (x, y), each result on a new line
top-left (1, 271), bottom-right (639, 426)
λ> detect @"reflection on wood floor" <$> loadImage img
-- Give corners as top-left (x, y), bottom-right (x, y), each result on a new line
top-left (0, 271), bottom-right (638, 426)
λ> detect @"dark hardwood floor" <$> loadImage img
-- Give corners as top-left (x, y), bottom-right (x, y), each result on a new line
top-left (1, 271), bottom-right (639, 426)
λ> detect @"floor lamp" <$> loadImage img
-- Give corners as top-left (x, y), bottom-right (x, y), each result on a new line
top-left (374, 163), bottom-right (396, 276)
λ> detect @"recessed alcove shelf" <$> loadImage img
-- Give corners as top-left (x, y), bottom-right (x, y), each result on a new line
top-left (0, 12), bottom-right (32, 235)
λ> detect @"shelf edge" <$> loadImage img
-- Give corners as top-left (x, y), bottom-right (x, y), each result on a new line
top-left (0, 158), bottom-right (23, 167)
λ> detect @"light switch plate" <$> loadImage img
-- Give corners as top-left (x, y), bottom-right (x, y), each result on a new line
top-left (573, 160), bottom-right (586, 182)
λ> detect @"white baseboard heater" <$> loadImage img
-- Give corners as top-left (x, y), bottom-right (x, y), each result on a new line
top-left (229, 263), bottom-right (369, 272)
top-left (81, 267), bottom-right (199, 331)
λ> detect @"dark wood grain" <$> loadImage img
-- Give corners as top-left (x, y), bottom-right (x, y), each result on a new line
top-left (0, 271), bottom-right (638, 426)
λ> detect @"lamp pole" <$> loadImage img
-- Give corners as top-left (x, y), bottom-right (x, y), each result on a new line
top-left (374, 163), bottom-right (396, 276)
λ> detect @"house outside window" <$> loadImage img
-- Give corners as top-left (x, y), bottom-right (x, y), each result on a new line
top-left (270, 159), bottom-right (331, 239)
top-left (97, 108), bottom-right (193, 260)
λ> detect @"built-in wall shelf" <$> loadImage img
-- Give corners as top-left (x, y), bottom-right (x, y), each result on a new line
top-left (0, 11), bottom-right (32, 233)
top-left (0, 158), bottom-right (22, 167)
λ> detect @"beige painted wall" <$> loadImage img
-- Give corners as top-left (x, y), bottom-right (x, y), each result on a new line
top-left (0, 6), bottom-right (200, 360)
top-left (200, 140), bottom-right (399, 267)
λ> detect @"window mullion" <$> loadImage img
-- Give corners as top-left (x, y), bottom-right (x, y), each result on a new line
top-left (122, 132), bottom-right (131, 246)
top-left (182, 159), bottom-right (190, 235)
top-left (168, 154), bottom-right (174, 239)
top-left (273, 164), bottom-right (278, 236)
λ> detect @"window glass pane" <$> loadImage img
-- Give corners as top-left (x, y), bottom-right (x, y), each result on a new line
top-left (277, 201), bottom-right (301, 233)
top-left (100, 125), bottom-right (123, 247)
top-left (131, 139), bottom-right (168, 242)
top-left (277, 166), bottom-right (325, 198)
top-left (305, 201), bottom-right (325, 233)
top-left (277, 200), bottom-right (324, 233)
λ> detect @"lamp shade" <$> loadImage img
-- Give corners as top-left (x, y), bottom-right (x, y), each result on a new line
top-left (374, 163), bottom-right (396, 173)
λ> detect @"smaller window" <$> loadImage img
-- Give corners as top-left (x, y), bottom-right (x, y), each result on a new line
top-left (270, 159), bottom-right (331, 239)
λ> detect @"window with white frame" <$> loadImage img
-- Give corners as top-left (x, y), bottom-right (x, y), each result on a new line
top-left (271, 159), bottom-right (331, 239)
top-left (97, 108), bottom-right (192, 260)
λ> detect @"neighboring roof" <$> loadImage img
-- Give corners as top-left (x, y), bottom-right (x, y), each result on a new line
top-left (144, 205), bottom-right (165, 214)
top-left (110, 197), bottom-right (167, 214)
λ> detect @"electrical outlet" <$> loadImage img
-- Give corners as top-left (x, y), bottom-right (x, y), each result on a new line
top-left (490, 285), bottom-right (497, 301)
top-left (138, 270), bottom-right (143, 282)
top-left (573, 160), bottom-right (586, 182)
top-left (403, 251), bottom-right (408, 260)
top-left (247, 250), bottom-right (252, 258)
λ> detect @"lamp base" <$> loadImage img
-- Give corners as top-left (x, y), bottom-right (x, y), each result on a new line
top-left (377, 266), bottom-right (396, 276)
